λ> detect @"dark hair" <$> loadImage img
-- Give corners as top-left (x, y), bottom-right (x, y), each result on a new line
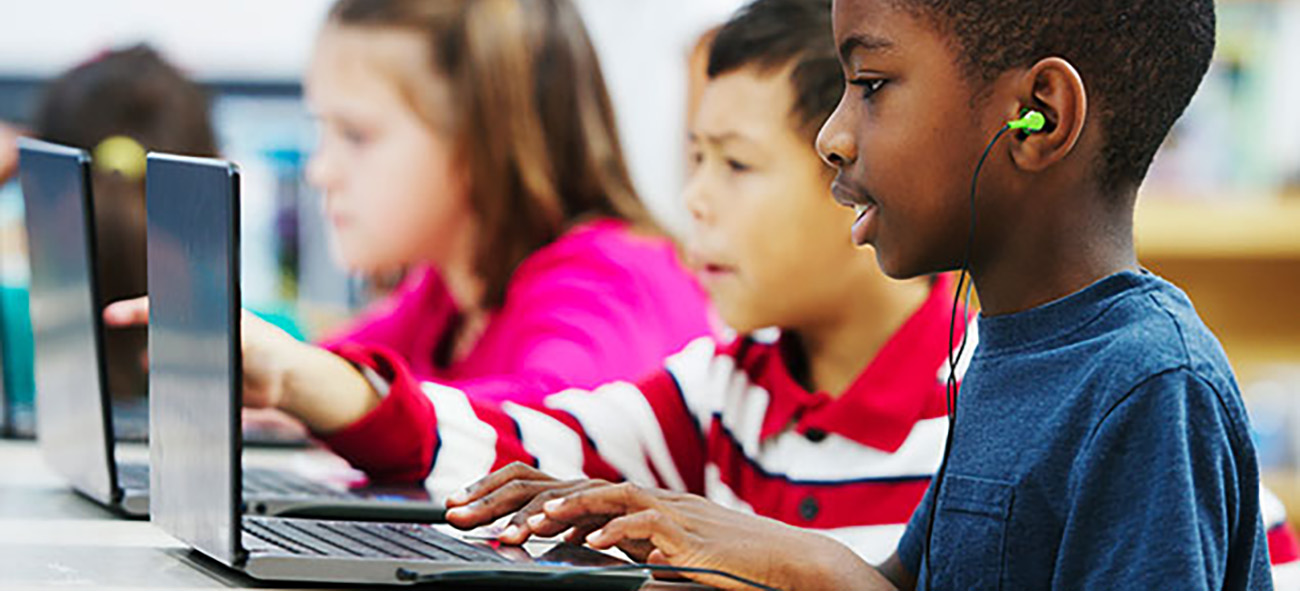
top-left (329, 0), bottom-right (652, 309)
top-left (33, 44), bottom-right (219, 400)
top-left (893, 0), bottom-right (1216, 195)
top-left (35, 45), bottom-right (218, 158)
top-left (707, 0), bottom-right (842, 141)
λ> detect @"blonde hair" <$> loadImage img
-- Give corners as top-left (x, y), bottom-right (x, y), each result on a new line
top-left (329, 0), bottom-right (652, 308)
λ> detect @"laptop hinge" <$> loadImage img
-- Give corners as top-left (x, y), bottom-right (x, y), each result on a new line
top-left (233, 546), bottom-right (250, 568)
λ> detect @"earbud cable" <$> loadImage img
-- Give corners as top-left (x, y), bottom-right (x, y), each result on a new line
top-left (922, 123), bottom-right (1014, 588)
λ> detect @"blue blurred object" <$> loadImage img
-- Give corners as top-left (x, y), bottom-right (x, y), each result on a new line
top-left (1, 283), bottom-right (35, 436)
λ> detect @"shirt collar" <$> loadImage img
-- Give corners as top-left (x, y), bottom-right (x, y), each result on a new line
top-left (756, 274), bottom-right (960, 452)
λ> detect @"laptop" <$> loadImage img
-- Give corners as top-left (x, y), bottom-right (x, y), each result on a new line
top-left (147, 152), bottom-right (643, 586)
top-left (17, 139), bottom-right (441, 522)
top-left (19, 139), bottom-right (126, 510)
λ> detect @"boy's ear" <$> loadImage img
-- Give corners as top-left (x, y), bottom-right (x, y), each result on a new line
top-left (1008, 57), bottom-right (1087, 173)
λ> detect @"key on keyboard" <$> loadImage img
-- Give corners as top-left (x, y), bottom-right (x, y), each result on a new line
top-left (244, 518), bottom-right (325, 555)
top-left (382, 523), bottom-right (510, 563)
top-left (243, 468), bottom-right (350, 499)
top-left (243, 518), bottom-right (508, 564)
top-left (119, 461), bottom-right (350, 500)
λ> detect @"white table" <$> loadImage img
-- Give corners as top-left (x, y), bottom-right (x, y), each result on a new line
top-left (0, 440), bottom-right (710, 590)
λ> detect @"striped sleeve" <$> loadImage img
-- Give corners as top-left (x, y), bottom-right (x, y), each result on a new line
top-left (1263, 485), bottom-right (1300, 568)
top-left (321, 339), bottom-right (715, 498)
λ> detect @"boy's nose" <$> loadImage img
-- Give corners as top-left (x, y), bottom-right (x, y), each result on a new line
top-left (816, 110), bottom-right (857, 169)
top-left (682, 175), bottom-right (713, 224)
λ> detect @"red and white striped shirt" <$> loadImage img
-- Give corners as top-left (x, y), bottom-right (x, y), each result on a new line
top-left (1263, 486), bottom-right (1300, 580)
top-left (325, 278), bottom-right (962, 562)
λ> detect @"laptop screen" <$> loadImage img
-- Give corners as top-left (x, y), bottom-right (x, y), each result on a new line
top-left (16, 138), bottom-right (117, 503)
top-left (146, 153), bottom-right (242, 565)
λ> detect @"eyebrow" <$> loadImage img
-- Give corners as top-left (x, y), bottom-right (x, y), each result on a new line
top-left (687, 131), bottom-right (754, 148)
top-left (838, 33), bottom-right (895, 62)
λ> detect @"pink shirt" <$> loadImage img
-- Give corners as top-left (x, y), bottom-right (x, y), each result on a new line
top-left (320, 219), bottom-right (713, 409)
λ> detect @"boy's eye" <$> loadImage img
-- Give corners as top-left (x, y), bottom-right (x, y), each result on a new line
top-left (850, 78), bottom-right (889, 100)
top-left (726, 158), bottom-right (750, 173)
top-left (342, 128), bottom-right (369, 146)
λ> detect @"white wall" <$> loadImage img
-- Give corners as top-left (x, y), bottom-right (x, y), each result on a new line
top-left (576, 0), bottom-right (745, 232)
top-left (0, 0), bottom-right (747, 232)
top-left (0, 0), bottom-right (332, 79)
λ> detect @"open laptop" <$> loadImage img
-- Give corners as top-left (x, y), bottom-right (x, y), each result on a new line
top-left (147, 151), bottom-right (643, 586)
top-left (17, 139), bottom-right (441, 522)
top-left (19, 139), bottom-right (128, 511)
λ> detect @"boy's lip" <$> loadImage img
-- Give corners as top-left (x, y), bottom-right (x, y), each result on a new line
top-left (831, 174), bottom-right (876, 209)
top-left (832, 174), bottom-right (880, 246)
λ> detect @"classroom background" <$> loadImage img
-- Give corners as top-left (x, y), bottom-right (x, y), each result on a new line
top-left (1, 0), bottom-right (1300, 528)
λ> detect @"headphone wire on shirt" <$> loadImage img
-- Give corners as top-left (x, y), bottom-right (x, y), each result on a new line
top-left (922, 124), bottom-right (1012, 588)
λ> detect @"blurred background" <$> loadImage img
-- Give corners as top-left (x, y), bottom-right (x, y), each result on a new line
top-left (0, 0), bottom-right (1298, 520)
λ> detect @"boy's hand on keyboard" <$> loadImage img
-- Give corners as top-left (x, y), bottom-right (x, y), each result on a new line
top-left (442, 463), bottom-right (650, 554)
top-left (535, 482), bottom-right (892, 591)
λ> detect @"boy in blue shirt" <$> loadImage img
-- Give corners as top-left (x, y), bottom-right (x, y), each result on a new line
top-left (452, 0), bottom-right (1273, 589)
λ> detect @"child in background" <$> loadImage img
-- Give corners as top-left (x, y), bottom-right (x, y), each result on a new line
top-left (106, 0), bottom-right (711, 465)
top-left (459, 0), bottom-right (1288, 588)
top-left (0, 46), bottom-right (218, 424)
top-left (35, 45), bottom-right (219, 403)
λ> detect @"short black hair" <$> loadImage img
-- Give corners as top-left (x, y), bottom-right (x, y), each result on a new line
top-left (707, 0), bottom-right (841, 140)
top-left (893, 0), bottom-right (1216, 195)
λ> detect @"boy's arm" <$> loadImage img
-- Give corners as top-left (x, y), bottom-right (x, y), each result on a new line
top-left (1052, 369), bottom-right (1272, 590)
top-left (877, 554), bottom-right (918, 590)
top-left (320, 342), bottom-right (709, 498)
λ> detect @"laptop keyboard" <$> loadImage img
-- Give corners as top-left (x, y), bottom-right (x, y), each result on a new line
top-left (243, 517), bottom-right (509, 564)
top-left (116, 462), bottom-right (351, 499)
top-left (243, 468), bottom-right (350, 498)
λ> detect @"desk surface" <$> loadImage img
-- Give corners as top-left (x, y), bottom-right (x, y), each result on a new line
top-left (0, 440), bottom-right (709, 590)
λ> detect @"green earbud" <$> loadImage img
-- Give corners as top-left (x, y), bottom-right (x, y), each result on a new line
top-left (1007, 110), bottom-right (1046, 134)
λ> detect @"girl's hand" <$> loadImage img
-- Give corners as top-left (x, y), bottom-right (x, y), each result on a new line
top-left (239, 310), bottom-right (378, 433)
top-left (103, 296), bottom-right (379, 433)
top-left (103, 297), bottom-right (304, 409)
top-left (104, 296), bottom-right (150, 328)
top-left (0, 122), bottom-right (20, 183)
top-left (239, 309), bottom-right (306, 410)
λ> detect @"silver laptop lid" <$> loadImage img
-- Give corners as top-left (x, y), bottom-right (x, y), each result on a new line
top-left (146, 152), bottom-right (243, 566)
top-left (17, 138), bottom-right (117, 505)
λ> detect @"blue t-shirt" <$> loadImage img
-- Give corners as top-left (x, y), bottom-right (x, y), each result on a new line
top-left (898, 270), bottom-right (1272, 590)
